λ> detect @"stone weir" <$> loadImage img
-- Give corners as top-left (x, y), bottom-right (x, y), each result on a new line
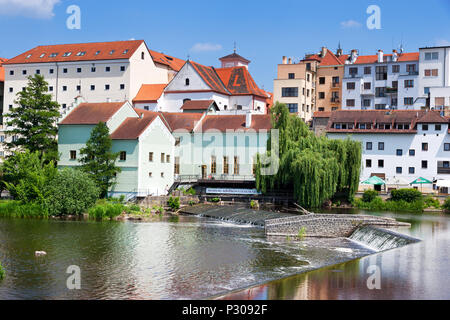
top-left (179, 204), bottom-right (411, 238)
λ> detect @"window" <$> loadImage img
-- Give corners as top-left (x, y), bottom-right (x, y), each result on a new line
top-left (444, 143), bottom-right (450, 151)
top-left (141, 52), bottom-right (145, 60)
top-left (105, 84), bottom-right (110, 91)
top-left (364, 66), bottom-right (371, 75)
top-left (363, 99), bottom-right (371, 107)
top-left (76, 85), bottom-right (81, 91)
top-left (349, 67), bottom-right (358, 76)
top-left (392, 81), bottom-right (398, 88)
top-left (0, 136), bottom-right (4, 143)
top-left (347, 82), bottom-right (356, 90)
top-left (237, 105), bottom-right (243, 110)
top-left (404, 80), bottom-right (414, 88)
top-left (282, 87), bottom-right (298, 97)
top-left (425, 52), bottom-right (439, 60)
top-left (149, 152), bottom-right (154, 162)
top-left (76, 51), bottom-right (86, 56)
top-left (289, 73), bottom-right (295, 79)
top-left (120, 66), bottom-right (126, 71)
top-left (211, 156), bottom-right (217, 174)
top-left (306, 89), bottom-right (310, 97)
top-left (174, 157), bottom-right (180, 175)
top-left (185, 78), bottom-right (190, 86)
top-left (366, 142), bottom-right (373, 151)
top-left (22, 70), bottom-right (27, 75)
top-left (422, 124), bottom-right (429, 131)
top-left (175, 137), bottom-right (181, 147)
top-left (424, 87), bottom-right (430, 95)
top-left (77, 68), bottom-right (82, 73)
top-left (91, 85), bottom-right (95, 91)
top-left (49, 53), bottom-right (58, 58)
top-left (404, 97), bottom-right (414, 105)
top-left (307, 74), bottom-right (310, 82)
top-left (396, 149), bottom-right (403, 156)
top-left (364, 82), bottom-right (371, 90)
top-left (9, 88), bottom-right (13, 93)
top-left (319, 77), bottom-right (325, 84)
top-left (234, 156), bottom-right (240, 175)
top-left (39, 53), bottom-right (45, 58)
top-left (223, 157), bottom-right (229, 174)
top-left (422, 143), bottom-right (428, 151)
top-left (424, 69), bottom-right (439, 77)
top-left (287, 104), bottom-right (298, 113)
top-left (49, 69), bottom-right (54, 74)
top-left (161, 153), bottom-right (165, 163)
top-left (396, 167), bottom-right (403, 174)
top-left (120, 152), bottom-right (126, 161)
top-left (319, 92), bottom-right (325, 99)
top-left (70, 151), bottom-right (77, 160)
top-left (375, 87), bottom-right (386, 97)
top-left (422, 161), bottom-right (428, 169)
top-left (120, 84), bottom-right (125, 90)
top-left (63, 68), bottom-right (68, 73)
top-left (166, 155), bottom-right (170, 163)
top-left (378, 142), bottom-right (385, 151)
top-left (376, 66), bottom-right (387, 80)
top-left (366, 159), bottom-right (372, 168)
top-left (149, 172), bottom-right (153, 178)
top-left (346, 99), bottom-right (355, 107)
top-left (161, 172), bottom-right (164, 178)
top-left (36, 69), bottom-right (40, 75)
top-left (392, 65), bottom-right (400, 73)
top-left (62, 104), bottom-right (67, 109)
top-left (105, 67), bottom-right (110, 72)
top-left (9, 70), bottom-right (14, 76)
top-left (62, 86), bottom-right (67, 91)
top-left (91, 67), bottom-right (97, 72)
top-left (378, 160), bottom-right (384, 168)
top-left (409, 149), bottom-right (415, 156)
top-left (95, 51), bottom-right (101, 55)
top-left (409, 167), bottom-right (415, 174)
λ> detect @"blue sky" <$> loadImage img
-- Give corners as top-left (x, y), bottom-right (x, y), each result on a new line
top-left (0, 0), bottom-right (449, 91)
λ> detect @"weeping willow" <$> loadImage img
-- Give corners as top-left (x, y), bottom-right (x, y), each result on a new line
top-left (256, 103), bottom-right (362, 208)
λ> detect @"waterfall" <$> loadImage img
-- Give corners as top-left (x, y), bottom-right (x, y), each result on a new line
top-left (349, 226), bottom-right (420, 252)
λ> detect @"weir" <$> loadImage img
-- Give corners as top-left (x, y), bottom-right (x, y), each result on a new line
top-left (349, 226), bottom-right (420, 251)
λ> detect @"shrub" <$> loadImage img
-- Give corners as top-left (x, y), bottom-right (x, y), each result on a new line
top-left (185, 188), bottom-right (196, 196)
top-left (391, 189), bottom-right (422, 203)
top-left (210, 197), bottom-right (220, 203)
top-left (0, 200), bottom-right (48, 219)
top-left (424, 196), bottom-right (441, 209)
top-left (443, 198), bottom-right (450, 212)
top-left (168, 197), bottom-right (180, 211)
top-left (43, 168), bottom-right (100, 216)
top-left (188, 200), bottom-right (196, 206)
top-left (250, 200), bottom-right (258, 209)
top-left (88, 202), bottom-right (124, 220)
top-left (0, 262), bottom-right (5, 280)
top-left (362, 190), bottom-right (379, 203)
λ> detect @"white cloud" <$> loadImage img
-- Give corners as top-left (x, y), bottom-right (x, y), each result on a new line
top-left (340, 20), bottom-right (362, 29)
top-left (190, 43), bottom-right (223, 53)
top-left (436, 39), bottom-right (450, 46)
top-left (0, 0), bottom-right (61, 19)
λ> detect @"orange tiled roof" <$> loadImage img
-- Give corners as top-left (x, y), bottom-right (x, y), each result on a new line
top-left (4, 40), bottom-right (145, 65)
top-left (60, 102), bottom-right (127, 125)
top-left (110, 111), bottom-right (159, 140)
top-left (313, 111), bottom-right (332, 118)
top-left (190, 61), bottom-right (229, 95)
top-left (349, 52), bottom-right (419, 65)
top-left (160, 112), bottom-right (203, 132)
top-left (219, 52), bottom-right (251, 63)
top-left (149, 50), bottom-right (185, 72)
top-left (0, 58), bottom-right (7, 82)
top-left (417, 110), bottom-right (449, 123)
top-left (133, 84), bottom-right (166, 103)
top-left (181, 100), bottom-right (216, 110)
top-left (319, 50), bottom-right (347, 67)
top-left (215, 66), bottom-right (268, 98)
top-left (196, 114), bottom-right (272, 133)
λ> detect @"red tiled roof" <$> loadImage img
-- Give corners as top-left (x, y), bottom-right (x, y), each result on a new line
top-left (0, 58), bottom-right (7, 82)
top-left (190, 61), bottom-right (229, 95)
top-left (319, 50), bottom-right (347, 67)
top-left (149, 50), bottom-right (185, 72)
top-left (133, 84), bottom-right (166, 103)
top-left (302, 54), bottom-right (322, 62)
top-left (60, 102), bottom-right (127, 125)
top-left (313, 111), bottom-right (332, 118)
top-left (417, 110), bottom-right (449, 123)
top-left (196, 114), bottom-right (272, 133)
top-left (219, 52), bottom-right (251, 63)
top-left (215, 66), bottom-right (268, 98)
top-left (160, 112), bottom-right (203, 132)
top-left (110, 111), bottom-right (159, 140)
top-left (350, 52), bottom-right (419, 65)
top-left (4, 40), bottom-right (145, 65)
top-left (181, 100), bottom-right (216, 110)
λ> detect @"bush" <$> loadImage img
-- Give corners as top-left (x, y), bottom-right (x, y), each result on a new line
top-left (185, 188), bottom-right (196, 196)
top-left (443, 198), bottom-right (450, 212)
top-left (188, 200), bottom-right (196, 206)
top-left (210, 197), bottom-right (220, 203)
top-left (43, 168), bottom-right (100, 216)
top-left (362, 190), bottom-right (379, 203)
top-left (168, 197), bottom-right (180, 211)
top-left (424, 196), bottom-right (441, 209)
top-left (391, 189), bottom-right (423, 203)
top-left (0, 262), bottom-right (5, 280)
top-left (0, 200), bottom-right (48, 219)
top-left (88, 202), bottom-right (124, 220)
top-left (353, 197), bottom-right (425, 213)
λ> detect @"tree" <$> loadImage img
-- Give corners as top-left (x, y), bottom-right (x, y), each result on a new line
top-left (5, 74), bottom-right (60, 162)
top-left (256, 102), bottom-right (362, 208)
top-left (79, 122), bottom-right (121, 198)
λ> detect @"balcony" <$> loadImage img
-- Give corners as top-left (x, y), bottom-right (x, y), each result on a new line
top-left (438, 167), bottom-right (450, 174)
top-left (331, 98), bottom-right (340, 103)
top-left (332, 82), bottom-right (340, 88)
top-left (386, 87), bottom-right (398, 94)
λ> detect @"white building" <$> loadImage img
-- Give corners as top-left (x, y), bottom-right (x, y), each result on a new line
top-left (326, 110), bottom-right (450, 194)
top-left (417, 46), bottom-right (450, 113)
top-left (342, 49), bottom-right (420, 111)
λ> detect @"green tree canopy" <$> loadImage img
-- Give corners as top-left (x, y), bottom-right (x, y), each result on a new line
top-left (256, 102), bottom-right (362, 208)
top-left (5, 74), bottom-right (60, 162)
top-left (79, 122), bottom-right (121, 198)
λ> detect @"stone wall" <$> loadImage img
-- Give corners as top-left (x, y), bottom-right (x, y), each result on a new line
top-left (139, 196), bottom-right (199, 208)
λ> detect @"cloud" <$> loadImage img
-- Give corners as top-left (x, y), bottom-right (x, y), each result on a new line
top-left (190, 43), bottom-right (223, 53)
top-left (436, 39), bottom-right (450, 46)
top-left (0, 0), bottom-right (61, 19)
top-left (340, 20), bottom-right (362, 29)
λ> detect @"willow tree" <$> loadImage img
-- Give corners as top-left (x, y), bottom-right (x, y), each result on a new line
top-left (256, 102), bottom-right (362, 208)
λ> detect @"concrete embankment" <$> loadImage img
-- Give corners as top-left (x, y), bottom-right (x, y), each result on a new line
top-left (180, 204), bottom-right (411, 238)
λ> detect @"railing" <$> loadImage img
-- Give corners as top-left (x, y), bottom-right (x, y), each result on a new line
top-left (386, 87), bottom-right (398, 94)
top-left (331, 98), bottom-right (340, 103)
top-left (438, 167), bottom-right (450, 174)
top-left (175, 174), bottom-right (256, 183)
top-left (332, 82), bottom-right (340, 88)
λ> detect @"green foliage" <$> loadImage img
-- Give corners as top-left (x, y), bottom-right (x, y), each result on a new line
top-left (353, 197), bottom-right (425, 212)
top-left (256, 102), bottom-right (362, 208)
top-left (152, 205), bottom-right (165, 215)
top-left (424, 196), bottom-right (441, 209)
top-left (250, 200), bottom-right (258, 209)
top-left (1, 150), bottom-right (57, 203)
top-left (209, 197), bottom-right (220, 203)
top-left (0, 262), bottom-right (5, 280)
top-left (168, 197), bottom-right (180, 211)
top-left (391, 189), bottom-right (423, 203)
top-left (185, 188), bottom-right (196, 196)
top-left (88, 201), bottom-right (124, 220)
top-left (43, 168), bottom-right (100, 216)
top-left (5, 74), bottom-right (60, 162)
top-left (0, 200), bottom-right (48, 218)
top-left (188, 200), bottom-right (196, 206)
top-left (362, 190), bottom-right (379, 203)
top-left (80, 122), bottom-right (121, 198)
top-left (443, 198), bottom-right (450, 212)
top-left (298, 227), bottom-right (307, 240)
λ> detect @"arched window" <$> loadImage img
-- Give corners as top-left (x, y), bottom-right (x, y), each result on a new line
top-left (185, 78), bottom-right (190, 86)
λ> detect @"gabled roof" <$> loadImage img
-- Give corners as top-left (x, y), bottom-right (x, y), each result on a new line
top-left (348, 52), bottom-right (419, 65)
top-left (110, 111), bottom-right (159, 140)
top-left (0, 58), bottom-right (7, 82)
top-left (219, 52), bottom-right (251, 64)
top-left (215, 66), bottom-right (268, 98)
top-left (149, 50), bottom-right (185, 72)
top-left (196, 114), bottom-right (272, 133)
top-left (4, 40), bottom-right (145, 65)
top-left (133, 84), bottom-right (166, 103)
top-left (60, 102), bottom-right (127, 125)
top-left (190, 61), bottom-right (229, 95)
top-left (160, 112), bottom-right (203, 132)
top-left (181, 100), bottom-right (218, 111)
top-left (319, 50), bottom-right (347, 67)
top-left (313, 111), bottom-right (332, 118)
top-left (417, 111), bottom-right (449, 123)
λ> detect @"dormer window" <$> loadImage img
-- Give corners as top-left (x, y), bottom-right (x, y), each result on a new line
top-left (123, 49), bottom-right (129, 54)
top-left (185, 78), bottom-right (190, 86)
top-left (26, 54), bottom-right (32, 59)
top-left (95, 51), bottom-right (101, 55)
top-left (49, 53), bottom-right (58, 58)
top-left (109, 50), bottom-right (115, 55)
top-left (39, 53), bottom-right (46, 58)
top-left (63, 52), bottom-right (72, 57)
top-left (76, 51), bottom-right (86, 56)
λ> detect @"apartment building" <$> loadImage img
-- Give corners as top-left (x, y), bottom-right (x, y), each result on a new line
top-left (326, 110), bottom-right (450, 194)
top-left (418, 46), bottom-right (450, 114)
top-left (273, 55), bottom-right (319, 122)
top-left (342, 49), bottom-right (420, 111)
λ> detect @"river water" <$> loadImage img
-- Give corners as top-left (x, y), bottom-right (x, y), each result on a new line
top-left (0, 211), bottom-right (448, 300)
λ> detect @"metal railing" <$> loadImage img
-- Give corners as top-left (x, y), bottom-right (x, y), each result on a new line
top-left (175, 174), bottom-right (256, 183)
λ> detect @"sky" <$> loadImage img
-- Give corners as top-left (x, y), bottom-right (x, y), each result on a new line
top-left (0, 0), bottom-right (449, 92)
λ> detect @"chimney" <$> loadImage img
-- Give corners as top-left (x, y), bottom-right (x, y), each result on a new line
top-left (377, 50), bottom-right (384, 63)
top-left (321, 47), bottom-right (327, 58)
top-left (245, 112), bottom-right (252, 128)
top-left (392, 49), bottom-right (398, 62)
top-left (350, 49), bottom-right (358, 64)
top-left (288, 58), bottom-right (292, 64)
top-left (282, 56), bottom-right (287, 64)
